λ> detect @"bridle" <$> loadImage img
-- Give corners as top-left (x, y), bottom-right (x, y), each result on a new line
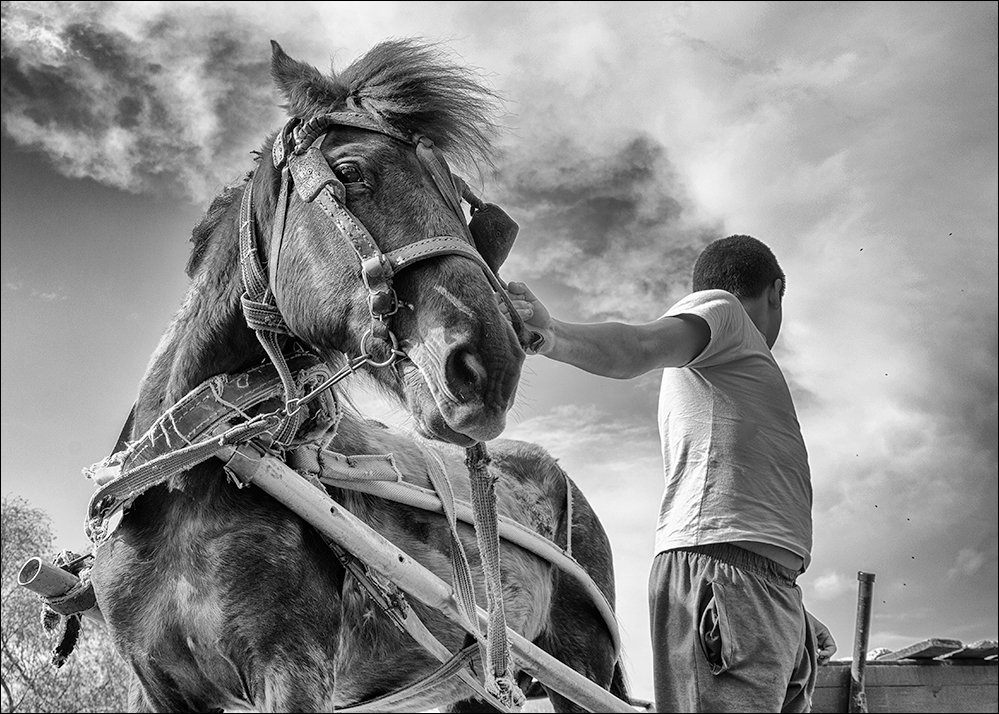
top-left (238, 110), bottom-right (532, 445)
top-left (82, 112), bottom-right (546, 706)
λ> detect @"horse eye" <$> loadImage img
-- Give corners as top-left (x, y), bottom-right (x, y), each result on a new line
top-left (334, 164), bottom-right (363, 184)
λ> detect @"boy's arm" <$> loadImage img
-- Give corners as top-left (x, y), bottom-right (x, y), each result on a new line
top-left (506, 282), bottom-right (710, 379)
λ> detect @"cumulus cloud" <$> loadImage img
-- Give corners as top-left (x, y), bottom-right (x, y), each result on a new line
top-left (2, 0), bottom-right (995, 672)
top-left (493, 132), bottom-right (721, 322)
top-left (1, 1), bottom-right (286, 201)
top-left (809, 570), bottom-right (855, 602)
top-left (949, 548), bottom-right (988, 581)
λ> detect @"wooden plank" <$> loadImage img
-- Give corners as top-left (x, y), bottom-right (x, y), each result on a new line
top-left (939, 640), bottom-right (999, 661)
top-left (878, 638), bottom-right (964, 661)
top-left (866, 662), bottom-right (998, 686)
top-left (813, 662), bottom-right (998, 713)
top-left (864, 683), bottom-right (996, 713)
top-left (813, 665), bottom-right (850, 713)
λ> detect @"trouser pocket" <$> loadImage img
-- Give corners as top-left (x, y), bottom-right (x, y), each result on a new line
top-left (698, 580), bottom-right (733, 675)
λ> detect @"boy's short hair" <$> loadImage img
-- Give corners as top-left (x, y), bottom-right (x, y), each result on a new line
top-left (692, 234), bottom-right (786, 299)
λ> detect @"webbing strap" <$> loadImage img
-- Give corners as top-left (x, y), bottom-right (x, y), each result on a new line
top-left (85, 355), bottom-right (335, 543)
top-left (419, 444), bottom-right (480, 628)
top-left (238, 179), bottom-right (271, 306)
top-left (466, 443), bottom-right (524, 710)
top-left (329, 537), bottom-right (513, 713)
top-left (336, 646), bottom-right (487, 713)
top-left (294, 441), bottom-right (622, 658)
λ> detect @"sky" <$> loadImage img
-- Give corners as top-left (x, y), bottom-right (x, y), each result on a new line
top-left (2, 0), bottom-right (996, 703)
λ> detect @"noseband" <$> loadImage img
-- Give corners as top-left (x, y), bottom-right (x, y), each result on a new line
top-left (238, 111), bottom-right (530, 445)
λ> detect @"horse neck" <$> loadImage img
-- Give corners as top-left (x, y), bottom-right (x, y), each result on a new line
top-left (133, 189), bottom-right (266, 437)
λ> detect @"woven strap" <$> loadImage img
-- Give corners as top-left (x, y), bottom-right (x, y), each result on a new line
top-left (291, 441), bottom-right (622, 658)
top-left (466, 443), bottom-right (524, 710)
top-left (419, 445), bottom-right (480, 628)
top-left (86, 415), bottom-right (277, 543)
top-left (238, 177), bottom-right (303, 445)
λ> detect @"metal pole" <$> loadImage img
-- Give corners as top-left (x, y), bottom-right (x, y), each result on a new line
top-left (848, 571), bottom-right (876, 713)
top-left (17, 557), bottom-right (105, 625)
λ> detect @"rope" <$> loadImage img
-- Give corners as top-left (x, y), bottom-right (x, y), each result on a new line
top-left (465, 443), bottom-right (524, 711)
top-left (564, 473), bottom-right (574, 558)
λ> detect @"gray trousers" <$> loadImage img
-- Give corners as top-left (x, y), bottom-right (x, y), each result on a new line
top-left (649, 543), bottom-right (817, 713)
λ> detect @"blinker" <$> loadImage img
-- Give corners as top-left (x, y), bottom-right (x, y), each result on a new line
top-left (468, 203), bottom-right (519, 274)
top-left (289, 146), bottom-right (346, 203)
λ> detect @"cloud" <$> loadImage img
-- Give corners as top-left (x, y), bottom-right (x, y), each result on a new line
top-left (1, 1), bottom-right (285, 201)
top-left (809, 570), bottom-right (854, 602)
top-left (3, 279), bottom-right (67, 301)
top-left (493, 132), bottom-right (722, 322)
top-left (949, 548), bottom-right (988, 580)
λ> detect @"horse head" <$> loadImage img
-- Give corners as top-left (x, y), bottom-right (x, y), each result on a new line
top-left (205, 41), bottom-right (527, 445)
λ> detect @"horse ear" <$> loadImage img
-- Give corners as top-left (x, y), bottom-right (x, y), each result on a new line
top-left (270, 40), bottom-right (340, 117)
top-left (468, 203), bottom-right (519, 273)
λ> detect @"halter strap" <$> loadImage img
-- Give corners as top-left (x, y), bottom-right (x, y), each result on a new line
top-left (237, 111), bottom-right (530, 443)
top-left (238, 178), bottom-right (303, 445)
top-left (273, 114), bottom-right (527, 337)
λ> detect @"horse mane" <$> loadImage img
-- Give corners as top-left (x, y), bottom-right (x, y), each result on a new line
top-left (274, 38), bottom-right (504, 172)
top-left (186, 173), bottom-right (249, 278)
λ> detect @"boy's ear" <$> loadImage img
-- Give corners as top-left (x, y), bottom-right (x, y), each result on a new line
top-left (770, 278), bottom-right (783, 308)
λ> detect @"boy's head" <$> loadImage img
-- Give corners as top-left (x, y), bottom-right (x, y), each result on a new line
top-left (692, 234), bottom-right (786, 300)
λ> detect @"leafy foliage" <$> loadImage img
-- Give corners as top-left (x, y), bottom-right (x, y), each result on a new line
top-left (1, 496), bottom-right (130, 713)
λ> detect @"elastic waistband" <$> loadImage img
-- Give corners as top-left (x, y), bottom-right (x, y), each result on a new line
top-left (667, 543), bottom-right (799, 586)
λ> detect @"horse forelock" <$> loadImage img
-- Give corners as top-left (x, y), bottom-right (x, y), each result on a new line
top-left (277, 39), bottom-right (502, 174)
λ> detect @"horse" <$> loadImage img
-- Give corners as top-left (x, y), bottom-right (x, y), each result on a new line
top-left (86, 39), bottom-right (628, 713)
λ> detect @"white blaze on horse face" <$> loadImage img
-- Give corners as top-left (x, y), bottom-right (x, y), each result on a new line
top-left (433, 284), bottom-right (476, 318)
top-left (407, 325), bottom-right (464, 403)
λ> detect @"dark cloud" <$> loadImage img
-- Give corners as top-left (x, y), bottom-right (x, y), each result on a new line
top-left (1, 2), bottom-right (280, 201)
top-left (491, 131), bottom-right (722, 321)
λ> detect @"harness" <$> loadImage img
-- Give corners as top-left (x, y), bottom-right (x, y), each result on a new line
top-left (78, 352), bottom-right (620, 712)
top-left (240, 111), bottom-right (535, 444)
top-left (67, 111), bottom-right (604, 712)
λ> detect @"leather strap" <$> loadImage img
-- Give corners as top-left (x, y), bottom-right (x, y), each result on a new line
top-left (85, 354), bottom-right (336, 542)
top-left (238, 179), bottom-right (304, 444)
top-left (293, 111), bottom-right (411, 149)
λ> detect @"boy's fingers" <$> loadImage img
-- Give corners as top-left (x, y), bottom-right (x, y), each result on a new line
top-left (508, 281), bottom-right (536, 300)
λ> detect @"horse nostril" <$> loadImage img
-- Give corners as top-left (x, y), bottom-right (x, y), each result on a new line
top-left (445, 347), bottom-right (486, 403)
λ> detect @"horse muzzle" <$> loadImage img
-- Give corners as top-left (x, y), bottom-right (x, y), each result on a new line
top-left (402, 335), bottom-right (522, 444)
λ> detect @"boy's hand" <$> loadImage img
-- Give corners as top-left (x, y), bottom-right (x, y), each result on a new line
top-left (502, 281), bottom-right (553, 354)
top-left (807, 612), bottom-right (838, 665)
